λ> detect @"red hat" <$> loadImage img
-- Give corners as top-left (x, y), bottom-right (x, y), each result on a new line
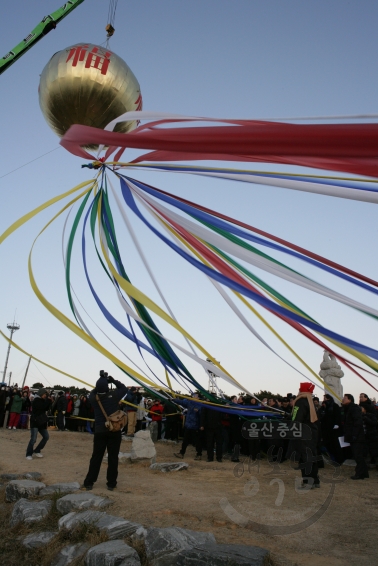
top-left (299, 382), bottom-right (315, 393)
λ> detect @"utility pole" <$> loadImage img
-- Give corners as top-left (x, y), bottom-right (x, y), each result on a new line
top-left (2, 320), bottom-right (20, 387)
top-left (21, 356), bottom-right (31, 389)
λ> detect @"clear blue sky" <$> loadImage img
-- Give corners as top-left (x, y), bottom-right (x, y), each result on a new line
top-left (1, 0), bottom-right (378, 399)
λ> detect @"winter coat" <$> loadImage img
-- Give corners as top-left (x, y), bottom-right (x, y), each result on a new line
top-left (292, 396), bottom-right (318, 432)
top-left (10, 394), bottom-right (23, 414)
top-left (30, 396), bottom-right (52, 429)
top-left (125, 390), bottom-right (138, 412)
top-left (66, 396), bottom-right (73, 414)
top-left (150, 402), bottom-right (164, 422)
top-left (79, 399), bottom-right (90, 419)
top-left (21, 396), bottom-right (32, 413)
top-left (0, 389), bottom-right (7, 411)
top-left (72, 399), bottom-right (80, 416)
top-left (321, 399), bottom-right (341, 441)
top-left (343, 403), bottom-right (365, 443)
top-left (54, 395), bottom-right (67, 413)
top-left (200, 406), bottom-right (225, 429)
top-left (362, 406), bottom-right (378, 442)
top-left (89, 379), bottom-right (127, 433)
top-left (174, 399), bottom-right (200, 430)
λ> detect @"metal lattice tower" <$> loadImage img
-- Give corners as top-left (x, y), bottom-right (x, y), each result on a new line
top-left (2, 320), bottom-right (20, 386)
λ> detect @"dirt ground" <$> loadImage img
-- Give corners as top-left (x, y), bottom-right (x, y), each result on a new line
top-left (0, 428), bottom-right (377, 566)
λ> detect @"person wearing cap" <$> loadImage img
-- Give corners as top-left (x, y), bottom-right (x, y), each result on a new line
top-left (25, 388), bottom-right (52, 460)
top-left (292, 382), bottom-right (320, 489)
top-left (83, 371), bottom-right (127, 491)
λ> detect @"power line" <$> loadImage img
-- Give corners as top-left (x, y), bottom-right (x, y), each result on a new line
top-left (0, 147), bottom-right (61, 180)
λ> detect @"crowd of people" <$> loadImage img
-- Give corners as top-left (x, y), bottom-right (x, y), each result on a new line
top-left (2, 376), bottom-right (377, 487)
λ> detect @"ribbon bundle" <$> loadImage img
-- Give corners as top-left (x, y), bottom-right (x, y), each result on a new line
top-left (1, 111), bottom-right (378, 411)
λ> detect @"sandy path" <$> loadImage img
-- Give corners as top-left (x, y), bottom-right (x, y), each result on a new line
top-left (1, 428), bottom-right (377, 565)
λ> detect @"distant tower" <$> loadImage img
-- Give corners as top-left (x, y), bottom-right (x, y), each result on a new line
top-left (206, 357), bottom-right (219, 395)
top-left (2, 320), bottom-right (20, 386)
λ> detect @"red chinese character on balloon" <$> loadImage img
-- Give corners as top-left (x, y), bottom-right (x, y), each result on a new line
top-left (66, 44), bottom-right (111, 76)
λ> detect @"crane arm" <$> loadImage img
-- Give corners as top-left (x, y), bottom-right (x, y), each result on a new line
top-left (0, 0), bottom-right (85, 75)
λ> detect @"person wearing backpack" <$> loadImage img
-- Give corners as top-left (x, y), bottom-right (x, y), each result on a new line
top-left (83, 371), bottom-right (127, 491)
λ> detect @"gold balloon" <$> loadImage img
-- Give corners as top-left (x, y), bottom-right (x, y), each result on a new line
top-left (39, 43), bottom-right (142, 139)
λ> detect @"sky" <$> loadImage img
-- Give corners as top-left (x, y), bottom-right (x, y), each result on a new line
top-left (0, 0), bottom-right (378, 400)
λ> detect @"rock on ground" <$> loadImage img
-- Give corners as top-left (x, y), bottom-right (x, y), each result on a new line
top-left (144, 526), bottom-right (216, 566)
top-left (58, 510), bottom-right (141, 540)
top-left (22, 531), bottom-right (56, 549)
top-left (131, 430), bottom-right (156, 462)
top-left (5, 479), bottom-right (46, 502)
top-left (150, 462), bottom-right (188, 473)
top-left (51, 543), bottom-right (90, 566)
top-left (0, 472), bottom-right (42, 481)
top-left (175, 543), bottom-right (270, 565)
top-left (85, 540), bottom-right (141, 566)
top-left (10, 498), bottom-right (52, 526)
top-left (119, 452), bottom-right (132, 463)
top-left (149, 422), bottom-right (158, 442)
top-left (40, 482), bottom-right (80, 496)
top-left (56, 492), bottom-right (113, 514)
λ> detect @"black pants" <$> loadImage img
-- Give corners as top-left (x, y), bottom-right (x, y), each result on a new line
top-left (84, 430), bottom-right (122, 488)
top-left (57, 411), bottom-right (65, 431)
top-left (180, 428), bottom-right (202, 455)
top-left (206, 427), bottom-right (223, 461)
top-left (165, 418), bottom-right (179, 441)
top-left (294, 437), bottom-right (320, 485)
top-left (351, 441), bottom-right (369, 477)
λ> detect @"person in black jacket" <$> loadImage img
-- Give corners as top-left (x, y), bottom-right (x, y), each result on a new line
top-left (200, 405), bottom-right (224, 462)
top-left (292, 382), bottom-right (321, 489)
top-left (342, 393), bottom-right (369, 480)
top-left (83, 371), bottom-right (127, 491)
top-left (53, 391), bottom-right (67, 431)
top-left (320, 394), bottom-right (343, 464)
top-left (360, 403), bottom-right (378, 467)
top-left (25, 388), bottom-right (52, 459)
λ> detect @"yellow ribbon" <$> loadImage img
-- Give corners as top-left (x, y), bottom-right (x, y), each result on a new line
top-left (0, 330), bottom-right (94, 389)
top-left (151, 209), bottom-right (341, 399)
top-left (96, 191), bottom-right (236, 384)
top-left (27, 188), bottom-right (168, 391)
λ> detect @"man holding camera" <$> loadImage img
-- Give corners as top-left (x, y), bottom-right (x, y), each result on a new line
top-left (83, 371), bottom-right (127, 491)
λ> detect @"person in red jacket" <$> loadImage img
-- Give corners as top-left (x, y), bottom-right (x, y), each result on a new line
top-left (150, 399), bottom-right (164, 439)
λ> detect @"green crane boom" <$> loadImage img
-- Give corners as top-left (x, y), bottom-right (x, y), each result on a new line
top-left (0, 0), bottom-right (85, 75)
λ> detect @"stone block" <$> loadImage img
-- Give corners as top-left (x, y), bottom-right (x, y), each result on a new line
top-left (58, 510), bottom-right (103, 530)
top-left (150, 462), bottom-right (188, 473)
top-left (96, 514), bottom-right (141, 539)
top-left (144, 527), bottom-right (216, 565)
top-left (22, 531), bottom-right (56, 548)
top-left (1, 472), bottom-right (42, 481)
top-left (40, 482), bottom-right (81, 496)
top-left (85, 540), bottom-right (141, 566)
top-left (10, 498), bottom-right (52, 526)
top-left (23, 472), bottom-right (43, 480)
top-left (131, 526), bottom-right (148, 541)
top-left (1, 473), bottom-right (20, 481)
top-left (6, 479), bottom-right (46, 502)
top-left (131, 430), bottom-right (156, 462)
top-left (57, 492), bottom-right (113, 514)
top-left (52, 543), bottom-right (90, 566)
top-left (58, 510), bottom-right (141, 540)
top-left (175, 543), bottom-right (269, 565)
